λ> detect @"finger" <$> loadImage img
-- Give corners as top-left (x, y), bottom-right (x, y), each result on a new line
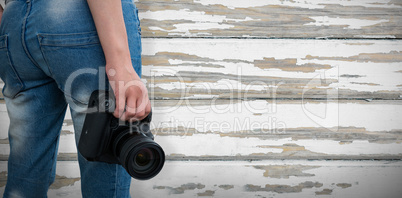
top-left (145, 100), bottom-right (151, 114)
top-left (133, 85), bottom-right (149, 115)
top-left (113, 93), bottom-right (126, 119)
top-left (132, 98), bottom-right (150, 121)
top-left (122, 95), bottom-right (137, 121)
top-left (133, 89), bottom-right (147, 120)
top-left (138, 101), bottom-right (152, 121)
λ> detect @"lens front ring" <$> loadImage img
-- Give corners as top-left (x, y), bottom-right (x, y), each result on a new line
top-left (115, 134), bottom-right (165, 180)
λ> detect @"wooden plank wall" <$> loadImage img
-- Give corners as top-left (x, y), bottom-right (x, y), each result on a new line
top-left (1, 0), bottom-right (402, 197)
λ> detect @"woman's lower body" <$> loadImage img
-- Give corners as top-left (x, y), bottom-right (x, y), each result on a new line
top-left (0, 0), bottom-right (142, 197)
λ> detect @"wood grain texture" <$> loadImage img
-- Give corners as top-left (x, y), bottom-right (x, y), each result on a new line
top-left (135, 0), bottom-right (402, 38)
top-left (1, 100), bottom-right (401, 160)
top-left (1, 160), bottom-right (402, 197)
top-left (141, 39), bottom-right (402, 99)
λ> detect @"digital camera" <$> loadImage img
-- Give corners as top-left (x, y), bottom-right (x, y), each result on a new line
top-left (78, 90), bottom-right (165, 180)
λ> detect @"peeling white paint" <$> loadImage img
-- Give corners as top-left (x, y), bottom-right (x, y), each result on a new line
top-left (305, 16), bottom-right (389, 29)
top-left (150, 78), bottom-right (271, 92)
top-left (183, 94), bottom-right (219, 99)
top-left (134, 161), bottom-right (402, 198)
top-left (142, 39), bottom-right (402, 92)
top-left (149, 100), bottom-right (402, 132)
top-left (162, 134), bottom-right (285, 156)
top-left (140, 9), bottom-right (254, 36)
top-left (156, 134), bottom-right (402, 156)
top-left (2, 160), bottom-right (402, 197)
top-left (2, 132), bottom-right (400, 157)
top-left (1, 101), bottom-right (401, 156)
top-left (135, 0), bottom-right (401, 38)
top-left (172, 23), bottom-right (234, 36)
top-left (140, 9), bottom-right (255, 23)
top-left (142, 39), bottom-right (402, 64)
top-left (354, 35), bottom-right (397, 39)
top-left (195, 0), bottom-right (325, 9)
top-left (149, 81), bottom-right (184, 91)
top-left (194, 0), bottom-right (401, 9)
top-left (0, 144), bottom-right (8, 155)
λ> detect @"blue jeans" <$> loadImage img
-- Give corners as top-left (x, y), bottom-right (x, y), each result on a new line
top-left (0, 0), bottom-right (142, 197)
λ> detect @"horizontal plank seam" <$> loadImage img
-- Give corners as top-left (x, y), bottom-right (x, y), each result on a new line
top-left (147, 98), bottom-right (402, 101)
top-left (141, 36), bottom-right (402, 40)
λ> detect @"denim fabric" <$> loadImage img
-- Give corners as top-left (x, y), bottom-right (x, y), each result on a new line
top-left (0, 0), bottom-right (142, 197)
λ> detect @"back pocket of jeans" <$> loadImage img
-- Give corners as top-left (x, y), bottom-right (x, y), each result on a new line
top-left (37, 31), bottom-right (104, 104)
top-left (0, 34), bottom-right (24, 99)
top-left (38, 31), bottom-right (100, 47)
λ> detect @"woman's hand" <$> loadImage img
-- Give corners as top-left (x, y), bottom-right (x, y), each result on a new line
top-left (106, 64), bottom-right (151, 121)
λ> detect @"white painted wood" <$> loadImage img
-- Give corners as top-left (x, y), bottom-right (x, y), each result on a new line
top-left (136, 0), bottom-right (402, 38)
top-left (192, 0), bottom-right (400, 10)
top-left (141, 39), bottom-right (402, 99)
top-left (1, 100), bottom-right (401, 159)
top-left (1, 160), bottom-right (402, 197)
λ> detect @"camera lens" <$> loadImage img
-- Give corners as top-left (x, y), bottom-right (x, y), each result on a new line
top-left (135, 149), bottom-right (151, 166)
top-left (134, 148), bottom-right (153, 169)
top-left (132, 147), bottom-right (161, 174)
top-left (114, 131), bottom-right (165, 180)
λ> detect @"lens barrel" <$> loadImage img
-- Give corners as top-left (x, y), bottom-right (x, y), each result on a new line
top-left (113, 131), bottom-right (165, 180)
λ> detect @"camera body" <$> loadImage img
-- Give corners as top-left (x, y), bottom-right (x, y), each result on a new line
top-left (78, 90), bottom-right (165, 180)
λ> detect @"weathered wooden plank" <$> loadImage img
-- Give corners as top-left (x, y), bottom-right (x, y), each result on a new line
top-left (1, 160), bottom-right (402, 197)
top-left (1, 39), bottom-right (401, 100)
top-left (135, 0), bottom-right (402, 38)
top-left (1, 100), bottom-right (401, 160)
top-left (142, 39), bottom-right (402, 99)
